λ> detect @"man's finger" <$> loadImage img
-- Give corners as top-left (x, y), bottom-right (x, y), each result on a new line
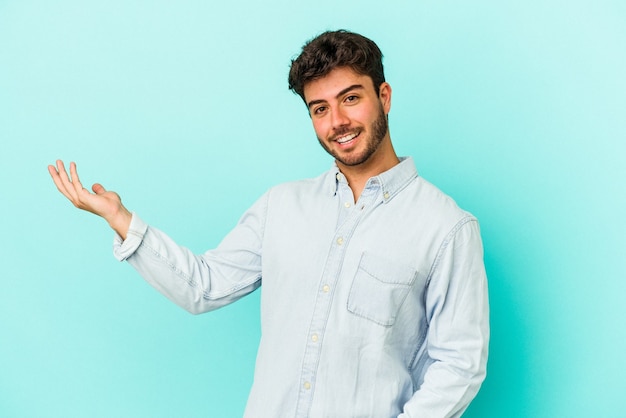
top-left (52, 159), bottom-right (85, 204)
top-left (92, 183), bottom-right (106, 194)
top-left (56, 160), bottom-right (80, 201)
top-left (69, 161), bottom-right (85, 193)
top-left (48, 163), bottom-right (73, 200)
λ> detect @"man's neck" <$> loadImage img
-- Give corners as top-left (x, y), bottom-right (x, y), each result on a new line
top-left (338, 142), bottom-right (400, 202)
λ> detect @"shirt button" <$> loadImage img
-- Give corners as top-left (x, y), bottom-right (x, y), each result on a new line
top-left (322, 285), bottom-right (330, 293)
top-left (311, 334), bottom-right (319, 342)
top-left (336, 237), bottom-right (344, 245)
top-left (383, 191), bottom-right (390, 199)
top-left (344, 202), bottom-right (351, 208)
top-left (303, 381), bottom-right (311, 390)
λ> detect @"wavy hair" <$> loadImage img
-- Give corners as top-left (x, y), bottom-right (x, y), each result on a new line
top-left (288, 30), bottom-right (385, 101)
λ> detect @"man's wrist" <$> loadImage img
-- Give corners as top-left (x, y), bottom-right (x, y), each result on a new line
top-left (108, 207), bottom-right (132, 240)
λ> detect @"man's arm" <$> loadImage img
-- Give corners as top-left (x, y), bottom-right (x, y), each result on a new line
top-left (48, 160), bottom-right (132, 239)
top-left (48, 159), bottom-right (265, 314)
top-left (400, 219), bottom-right (490, 418)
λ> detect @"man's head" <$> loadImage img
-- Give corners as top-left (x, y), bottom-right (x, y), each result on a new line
top-left (288, 30), bottom-right (397, 174)
top-left (288, 30), bottom-right (386, 102)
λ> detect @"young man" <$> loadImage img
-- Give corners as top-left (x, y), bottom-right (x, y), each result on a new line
top-left (49, 30), bottom-right (489, 418)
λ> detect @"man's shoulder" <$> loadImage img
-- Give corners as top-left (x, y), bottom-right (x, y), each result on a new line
top-left (411, 175), bottom-right (476, 224)
top-left (268, 169), bottom-right (334, 197)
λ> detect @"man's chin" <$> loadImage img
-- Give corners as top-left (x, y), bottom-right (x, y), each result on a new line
top-left (320, 140), bottom-right (374, 167)
top-left (335, 152), bottom-right (371, 167)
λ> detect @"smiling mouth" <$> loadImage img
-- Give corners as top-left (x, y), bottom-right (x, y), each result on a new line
top-left (334, 131), bottom-right (360, 145)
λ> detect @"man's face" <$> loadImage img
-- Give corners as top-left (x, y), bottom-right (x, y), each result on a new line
top-left (303, 67), bottom-right (392, 168)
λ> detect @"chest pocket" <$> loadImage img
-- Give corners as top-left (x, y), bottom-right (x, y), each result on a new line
top-left (347, 252), bottom-right (418, 327)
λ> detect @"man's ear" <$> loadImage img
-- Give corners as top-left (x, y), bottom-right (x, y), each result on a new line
top-left (378, 82), bottom-right (392, 114)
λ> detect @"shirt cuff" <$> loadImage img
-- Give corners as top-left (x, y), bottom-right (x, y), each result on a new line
top-left (113, 212), bottom-right (148, 261)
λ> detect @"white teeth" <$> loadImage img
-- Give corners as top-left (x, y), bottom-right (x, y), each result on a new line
top-left (336, 132), bottom-right (357, 144)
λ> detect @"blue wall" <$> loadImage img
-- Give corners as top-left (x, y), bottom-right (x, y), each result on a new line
top-left (1, 1), bottom-right (625, 416)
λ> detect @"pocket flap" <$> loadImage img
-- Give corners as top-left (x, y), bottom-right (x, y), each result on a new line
top-left (347, 252), bottom-right (418, 327)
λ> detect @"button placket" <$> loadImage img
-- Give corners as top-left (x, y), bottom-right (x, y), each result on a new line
top-left (294, 177), bottom-right (381, 417)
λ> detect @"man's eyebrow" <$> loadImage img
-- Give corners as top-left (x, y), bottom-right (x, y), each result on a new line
top-left (307, 84), bottom-right (365, 109)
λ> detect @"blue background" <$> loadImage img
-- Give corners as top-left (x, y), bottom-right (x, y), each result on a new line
top-left (1, 1), bottom-right (625, 417)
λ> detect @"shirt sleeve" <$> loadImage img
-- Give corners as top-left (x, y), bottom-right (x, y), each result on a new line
top-left (112, 192), bottom-right (268, 314)
top-left (399, 218), bottom-right (490, 418)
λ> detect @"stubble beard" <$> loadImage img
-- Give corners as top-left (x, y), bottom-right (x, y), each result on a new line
top-left (318, 105), bottom-right (388, 167)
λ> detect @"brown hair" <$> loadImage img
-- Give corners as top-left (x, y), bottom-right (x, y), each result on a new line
top-left (288, 30), bottom-right (385, 101)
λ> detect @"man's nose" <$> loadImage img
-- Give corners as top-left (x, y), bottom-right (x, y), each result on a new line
top-left (330, 107), bottom-right (350, 130)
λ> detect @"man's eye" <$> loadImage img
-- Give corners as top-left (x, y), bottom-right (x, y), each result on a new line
top-left (314, 106), bottom-right (327, 115)
top-left (345, 95), bottom-right (358, 103)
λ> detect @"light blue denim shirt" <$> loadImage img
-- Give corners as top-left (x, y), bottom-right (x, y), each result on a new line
top-left (114, 157), bottom-right (489, 418)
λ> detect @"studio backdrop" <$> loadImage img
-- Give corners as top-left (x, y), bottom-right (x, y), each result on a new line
top-left (1, 1), bottom-right (625, 417)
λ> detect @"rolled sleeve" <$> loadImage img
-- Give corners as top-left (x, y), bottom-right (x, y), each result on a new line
top-left (113, 212), bottom-right (148, 261)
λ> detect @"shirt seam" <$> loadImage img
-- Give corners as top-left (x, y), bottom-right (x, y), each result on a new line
top-left (424, 216), bottom-right (478, 323)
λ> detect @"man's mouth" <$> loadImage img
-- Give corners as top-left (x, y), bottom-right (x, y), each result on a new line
top-left (335, 131), bottom-right (360, 145)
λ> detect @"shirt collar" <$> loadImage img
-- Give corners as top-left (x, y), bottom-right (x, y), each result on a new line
top-left (327, 157), bottom-right (418, 203)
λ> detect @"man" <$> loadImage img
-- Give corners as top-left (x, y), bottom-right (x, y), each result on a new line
top-left (49, 30), bottom-right (489, 418)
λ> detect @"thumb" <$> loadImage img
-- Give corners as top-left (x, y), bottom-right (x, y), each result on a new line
top-left (92, 183), bottom-right (106, 194)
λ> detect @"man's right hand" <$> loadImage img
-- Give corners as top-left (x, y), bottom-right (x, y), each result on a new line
top-left (48, 160), bottom-right (132, 240)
